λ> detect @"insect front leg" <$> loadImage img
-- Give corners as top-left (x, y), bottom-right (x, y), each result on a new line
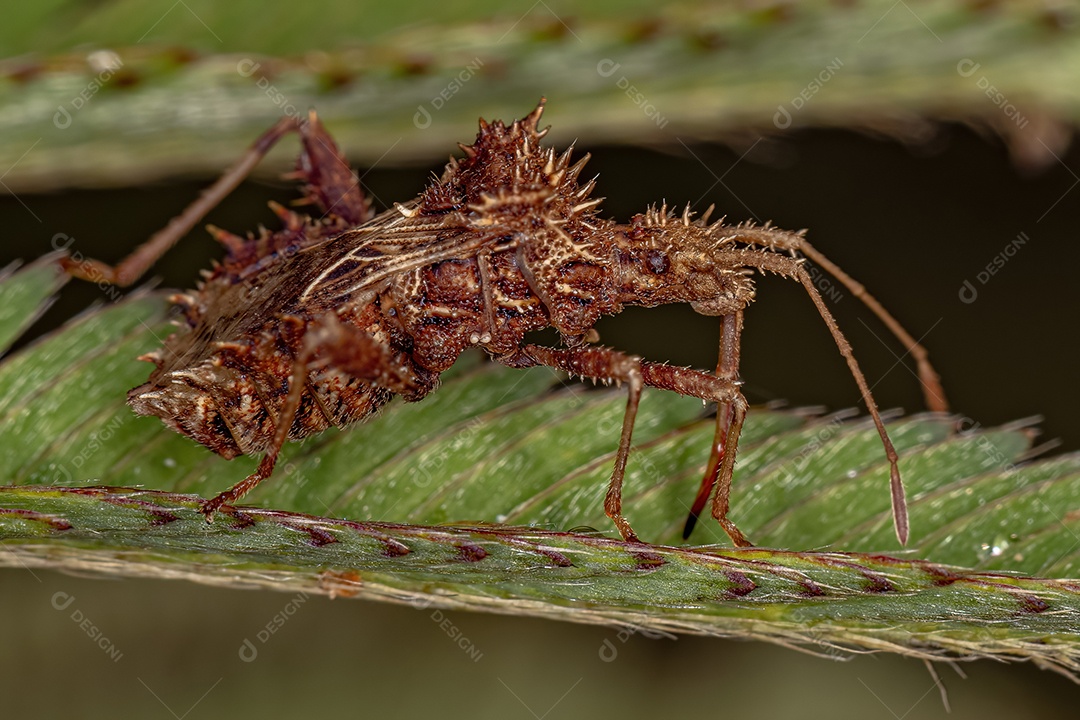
top-left (683, 310), bottom-right (744, 541)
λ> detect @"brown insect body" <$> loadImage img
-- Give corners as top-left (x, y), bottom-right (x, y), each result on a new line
top-left (67, 101), bottom-right (947, 546)
top-left (133, 107), bottom-right (599, 456)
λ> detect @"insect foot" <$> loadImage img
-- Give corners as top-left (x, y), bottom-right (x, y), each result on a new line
top-left (62, 100), bottom-right (947, 547)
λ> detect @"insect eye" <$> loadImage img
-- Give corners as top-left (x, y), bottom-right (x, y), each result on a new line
top-left (646, 250), bottom-right (670, 274)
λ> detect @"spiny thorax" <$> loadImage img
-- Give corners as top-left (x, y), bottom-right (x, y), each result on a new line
top-left (416, 102), bottom-right (621, 339)
top-left (419, 102), bottom-right (600, 225)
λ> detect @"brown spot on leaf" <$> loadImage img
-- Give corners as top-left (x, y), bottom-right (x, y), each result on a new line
top-left (95, 494), bottom-right (180, 525)
top-left (299, 525), bottom-right (339, 547)
top-left (924, 564), bottom-right (960, 586)
top-left (630, 550), bottom-right (666, 572)
top-left (3, 61), bottom-right (42, 84)
top-left (624, 18), bottom-right (664, 43)
top-left (724, 571), bottom-right (757, 598)
top-left (397, 55), bottom-right (432, 76)
top-left (382, 538), bottom-right (411, 557)
top-left (863, 573), bottom-right (895, 593)
top-left (0, 508), bottom-right (72, 531)
top-left (1018, 594), bottom-right (1049, 614)
top-left (457, 544), bottom-right (488, 562)
top-left (688, 29), bottom-right (727, 51)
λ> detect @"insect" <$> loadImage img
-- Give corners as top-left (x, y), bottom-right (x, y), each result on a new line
top-left (62, 99), bottom-right (947, 546)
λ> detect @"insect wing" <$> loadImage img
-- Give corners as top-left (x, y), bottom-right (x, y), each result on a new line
top-left (300, 206), bottom-right (514, 306)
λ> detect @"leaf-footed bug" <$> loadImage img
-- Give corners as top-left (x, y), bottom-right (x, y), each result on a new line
top-left (61, 100), bottom-right (947, 545)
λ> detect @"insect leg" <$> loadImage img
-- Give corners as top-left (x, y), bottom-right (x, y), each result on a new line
top-left (735, 248), bottom-right (910, 544)
top-left (635, 360), bottom-right (751, 547)
top-left (201, 313), bottom-right (429, 519)
top-left (797, 240), bottom-right (946, 412)
top-left (63, 112), bottom-right (370, 287)
top-left (511, 344), bottom-right (753, 545)
top-left (63, 116), bottom-right (306, 287)
top-left (301, 313), bottom-right (430, 400)
top-left (510, 344), bottom-right (645, 542)
top-left (200, 342), bottom-right (311, 519)
top-left (793, 262), bottom-right (908, 545)
top-left (683, 310), bottom-right (744, 540)
top-left (708, 394), bottom-right (750, 546)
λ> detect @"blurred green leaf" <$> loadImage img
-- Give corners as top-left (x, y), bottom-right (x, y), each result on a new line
top-left (0, 253), bottom-right (67, 354)
top-left (3, 0), bottom-right (1078, 190)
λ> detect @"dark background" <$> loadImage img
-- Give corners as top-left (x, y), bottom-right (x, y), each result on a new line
top-left (2, 121), bottom-right (1078, 718)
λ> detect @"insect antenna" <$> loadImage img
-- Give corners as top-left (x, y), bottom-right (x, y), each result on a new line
top-left (793, 260), bottom-right (909, 545)
top-left (694, 247), bottom-right (910, 545)
top-left (797, 241), bottom-right (948, 413)
top-left (714, 223), bottom-right (948, 414)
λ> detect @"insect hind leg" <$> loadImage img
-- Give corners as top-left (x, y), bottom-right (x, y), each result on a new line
top-left (62, 111), bottom-right (371, 288)
top-left (201, 312), bottom-right (431, 519)
top-left (63, 116), bottom-right (303, 287)
top-left (200, 332), bottom-right (311, 519)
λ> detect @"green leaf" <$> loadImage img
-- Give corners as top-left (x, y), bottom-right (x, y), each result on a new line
top-left (2, 259), bottom-right (1079, 677)
top-left (4, 0), bottom-right (1079, 190)
top-left (0, 252), bottom-right (68, 354)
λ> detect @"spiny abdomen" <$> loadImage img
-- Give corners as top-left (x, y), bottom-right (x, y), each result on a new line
top-left (129, 311), bottom-right (394, 459)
